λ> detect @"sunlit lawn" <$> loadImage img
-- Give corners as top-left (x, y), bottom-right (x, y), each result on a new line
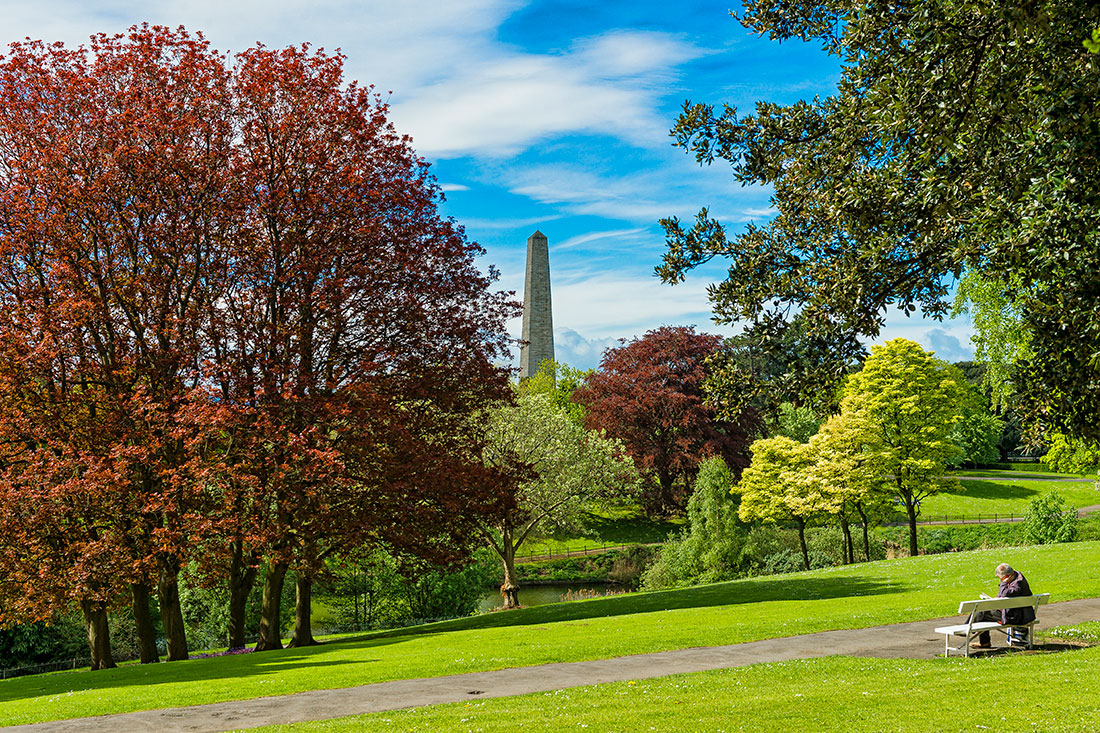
top-left (919, 477), bottom-right (1100, 518)
top-left (253, 647), bottom-right (1100, 732)
top-left (2, 541), bottom-right (1098, 726)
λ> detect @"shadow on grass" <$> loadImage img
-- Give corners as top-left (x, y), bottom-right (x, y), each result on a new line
top-left (358, 574), bottom-right (905, 642)
top-left (0, 634), bottom-right (438, 706)
top-left (957, 479), bottom-right (1040, 502)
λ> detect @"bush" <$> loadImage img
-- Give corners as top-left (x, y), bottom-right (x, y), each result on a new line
top-left (641, 458), bottom-right (747, 590)
top-left (1022, 492), bottom-right (1078, 544)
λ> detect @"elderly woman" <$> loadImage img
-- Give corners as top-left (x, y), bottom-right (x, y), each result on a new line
top-left (971, 563), bottom-right (1036, 649)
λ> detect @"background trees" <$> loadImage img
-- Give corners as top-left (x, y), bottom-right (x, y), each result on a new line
top-left (575, 326), bottom-right (758, 515)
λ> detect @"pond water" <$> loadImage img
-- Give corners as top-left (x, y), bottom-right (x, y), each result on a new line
top-left (477, 583), bottom-right (619, 613)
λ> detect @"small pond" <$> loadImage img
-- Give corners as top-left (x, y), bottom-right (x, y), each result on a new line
top-left (477, 583), bottom-right (621, 613)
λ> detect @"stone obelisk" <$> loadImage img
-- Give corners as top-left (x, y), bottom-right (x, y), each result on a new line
top-left (519, 230), bottom-right (554, 379)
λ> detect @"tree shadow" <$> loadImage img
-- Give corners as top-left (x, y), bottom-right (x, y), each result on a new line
top-left (362, 574), bottom-right (904, 640)
top-left (0, 633), bottom-right (434, 706)
top-left (957, 479), bottom-right (1040, 501)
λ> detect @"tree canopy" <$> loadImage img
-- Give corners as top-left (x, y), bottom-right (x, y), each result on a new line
top-left (575, 326), bottom-right (759, 515)
top-left (840, 339), bottom-right (965, 556)
top-left (659, 0), bottom-right (1100, 441)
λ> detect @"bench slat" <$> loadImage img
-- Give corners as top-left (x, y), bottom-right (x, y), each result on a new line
top-left (957, 592), bottom-right (1049, 614)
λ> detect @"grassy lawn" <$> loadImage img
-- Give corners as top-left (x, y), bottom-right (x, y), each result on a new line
top-left (252, 647), bottom-right (1100, 732)
top-left (918, 477), bottom-right (1100, 518)
top-left (2, 541), bottom-right (1098, 726)
top-left (518, 506), bottom-right (683, 558)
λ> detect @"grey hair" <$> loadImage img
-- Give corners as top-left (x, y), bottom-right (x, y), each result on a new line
top-left (996, 563), bottom-right (1014, 577)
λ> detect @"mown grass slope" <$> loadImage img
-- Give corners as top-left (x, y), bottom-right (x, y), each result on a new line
top-left (2, 541), bottom-right (1098, 726)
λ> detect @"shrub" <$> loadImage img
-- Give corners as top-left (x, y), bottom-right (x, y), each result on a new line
top-left (1022, 492), bottom-right (1078, 544)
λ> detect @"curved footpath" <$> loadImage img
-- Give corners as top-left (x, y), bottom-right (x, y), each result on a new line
top-left (10, 597), bottom-right (1100, 733)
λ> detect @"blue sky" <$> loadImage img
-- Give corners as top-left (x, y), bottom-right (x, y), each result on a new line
top-left (2, 0), bottom-right (974, 369)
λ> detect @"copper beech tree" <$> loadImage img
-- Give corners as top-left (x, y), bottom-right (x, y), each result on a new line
top-left (574, 326), bottom-right (759, 516)
top-left (0, 27), bottom-right (515, 666)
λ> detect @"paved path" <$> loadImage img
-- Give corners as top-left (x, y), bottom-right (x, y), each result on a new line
top-left (11, 597), bottom-right (1100, 733)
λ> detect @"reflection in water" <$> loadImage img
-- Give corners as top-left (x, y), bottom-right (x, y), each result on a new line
top-left (477, 583), bottom-right (618, 612)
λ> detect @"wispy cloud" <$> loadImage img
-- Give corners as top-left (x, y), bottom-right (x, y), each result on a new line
top-left (440, 183), bottom-right (470, 192)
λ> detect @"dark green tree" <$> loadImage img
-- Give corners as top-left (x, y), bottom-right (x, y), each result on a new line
top-left (660, 0), bottom-right (1100, 441)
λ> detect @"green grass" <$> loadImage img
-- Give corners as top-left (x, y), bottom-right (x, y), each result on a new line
top-left (918, 478), bottom-right (1100, 518)
top-left (250, 648), bottom-right (1100, 732)
top-left (518, 507), bottom-right (683, 558)
top-left (2, 541), bottom-right (1098, 726)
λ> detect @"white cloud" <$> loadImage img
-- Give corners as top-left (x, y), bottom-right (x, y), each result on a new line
top-left (553, 228), bottom-right (648, 251)
top-left (552, 327), bottom-right (622, 371)
top-left (440, 183), bottom-right (470, 192)
top-left (388, 31), bottom-right (700, 158)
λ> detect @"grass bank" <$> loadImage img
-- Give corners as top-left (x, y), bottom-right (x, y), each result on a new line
top-left (1, 541), bottom-right (1098, 726)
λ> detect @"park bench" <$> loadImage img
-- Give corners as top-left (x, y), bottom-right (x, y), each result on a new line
top-left (934, 593), bottom-right (1050, 657)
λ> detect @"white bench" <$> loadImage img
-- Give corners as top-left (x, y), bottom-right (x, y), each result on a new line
top-left (934, 593), bottom-right (1050, 657)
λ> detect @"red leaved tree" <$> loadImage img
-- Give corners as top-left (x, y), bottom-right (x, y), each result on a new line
top-left (208, 45), bottom-right (516, 650)
top-left (0, 27), bottom-right (236, 664)
top-left (574, 326), bottom-right (758, 515)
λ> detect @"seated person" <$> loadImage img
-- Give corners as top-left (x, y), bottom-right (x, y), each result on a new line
top-left (972, 562), bottom-right (1035, 648)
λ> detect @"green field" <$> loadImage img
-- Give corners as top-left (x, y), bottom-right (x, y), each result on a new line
top-left (919, 476), bottom-right (1099, 518)
top-left (517, 506), bottom-right (683, 558)
top-left (3, 541), bottom-right (1098, 727)
top-left (253, 647), bottom-right (1100, 732)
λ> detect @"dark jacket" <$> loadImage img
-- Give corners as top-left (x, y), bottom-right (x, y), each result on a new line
top-left (999, 571), bottom-right (1036, 625)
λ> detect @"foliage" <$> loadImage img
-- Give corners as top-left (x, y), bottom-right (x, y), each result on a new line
top-left (641, 458), bottom-right (747, 589)
top-left (736, 435), bottom-right (828, 570)
top-left (774, 403), bottom-right (821, 443)
top-left (953, 273), bottom-right (1032, 413)
top-left (575, 326), bottom-right (759, 515)
top-left (0, 616), bottom-right (86, 671)
top-left (516, 546), bottom-right (660, 587)
top-left (0, 25), bottom-right (515, 663)
top-left (1041, 432), bottom-right (1100, 474)
top-left (704, 313), bottom-right (865, 424)
top-left (1022, 492), bottom-right (1078, 545)
top-left (519, 359), bottom-right (591, 426)
top-left (876, 523), bottom-right (1024, 555)
top-left (658, 0), bottom-right (1100, 444)
top-left (840, 339), bottom-right (965, 556)
top-left (947, 406), bottom-right (1005, 468)
top-left (481, 391), bottom-right (638, 607)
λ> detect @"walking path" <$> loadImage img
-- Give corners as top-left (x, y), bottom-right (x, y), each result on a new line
top-left (12, 597), bottom-right (1100, 733)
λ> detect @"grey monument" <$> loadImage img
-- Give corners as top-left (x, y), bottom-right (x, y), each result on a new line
top-left (519, 230), bottom-right (554, 379)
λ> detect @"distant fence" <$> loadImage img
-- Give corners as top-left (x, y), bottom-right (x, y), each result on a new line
top-left (884, 513), bottom-right (1027, 527)
top-left (1, 656), bottom-right (92, 680)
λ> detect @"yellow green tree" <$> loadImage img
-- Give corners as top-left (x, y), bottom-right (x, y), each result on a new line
top-left (841, 339), bottom-right (965, 557)
top-left (805, 413), bottom-right (892, 563)
top-left (736, 436), bottom-right (829, 570)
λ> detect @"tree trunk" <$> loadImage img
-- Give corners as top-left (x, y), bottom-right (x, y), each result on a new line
top-left (131, 582), bottom-right (160, 664)
top-left (905, 498), bottom-right (919, 557)
top-left (228, 540), bottom-right (258, 650)
top-left (255, 562), bottom-right (288, 651)
top-left (287, 572), bottom-right (319, 648)
top-left (499, 543), bottom-right (520, 609)
top-left (855, 503), bottom-right (871, 561)
top-left (157, 556), bottom-right (189, 661)
top-left (840, 517), bottom-right (854, 565)
top-left (80, 599), bottom-right (116, 671)
top-left (796, 519), bottom-right (810, 570)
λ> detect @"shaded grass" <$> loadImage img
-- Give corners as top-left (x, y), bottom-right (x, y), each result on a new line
top-left (254, 647), bottom-right (1100, 732)
top-left (2, 542), bottom-right (1098, 726)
